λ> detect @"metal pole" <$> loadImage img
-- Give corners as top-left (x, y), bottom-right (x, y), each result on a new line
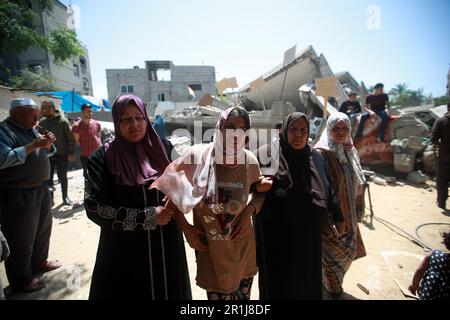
top-left (323, 97), bottom-right (328, 120)
top-left (259, 89), bottom-right (267, 110)
top-left (366, 182), bottom-right (374, 226)
top-left (279, 68), bottom-right (289, 100)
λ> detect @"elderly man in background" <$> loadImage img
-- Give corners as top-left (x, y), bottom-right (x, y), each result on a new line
top-left (40, 101), bottom-right (76, 206)
top-left (0, 98), bottom-right (61, 293)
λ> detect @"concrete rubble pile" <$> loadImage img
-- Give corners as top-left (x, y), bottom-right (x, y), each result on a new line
top-left (391, 137), bottom-right (427, 173)
top-left (160, 45), bottom-right (348, 141)
top-left (387, 104), bottom-right (448, 177)
top-left (392, 109), bottom-right (443, 178)
top-left (389, 115), bottom-right (430, 140)
top-left (297, 87), bottom-right (443, 179)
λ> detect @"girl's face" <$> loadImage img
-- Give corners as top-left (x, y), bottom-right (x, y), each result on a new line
top-left (330, 120), bottom-right (350, 144)
top-left (118, 104), bottom-right (147, 143)
top-left (221, 115), bottom-right (248, 163)
top-left (287, 118), bottom-right (308, 150)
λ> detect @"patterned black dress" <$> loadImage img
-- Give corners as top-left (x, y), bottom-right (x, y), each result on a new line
top-left (85, 147), bottom-right (191, 300)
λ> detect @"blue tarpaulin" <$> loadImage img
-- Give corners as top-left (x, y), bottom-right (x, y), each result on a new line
top-left (154, 114), bottom-right (166, 139)
top-left (34, 90), bottom-right (112, 113)
top-left (102, 99), bottom-right (111, 110)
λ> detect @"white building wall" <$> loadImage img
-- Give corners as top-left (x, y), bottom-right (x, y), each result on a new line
top-left (42, 2), bottom-right (94, 95)
top-left (106, 69), bottom-right (149, 103)
top-left (106, 63), bottom-right (216, 111)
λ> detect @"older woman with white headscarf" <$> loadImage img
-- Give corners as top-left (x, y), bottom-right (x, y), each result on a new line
top-left (314, 112), bottom-right (367, 298)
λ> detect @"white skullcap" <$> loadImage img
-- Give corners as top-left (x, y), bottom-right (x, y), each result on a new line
top-left (10, 97), bottom-right (38, 110)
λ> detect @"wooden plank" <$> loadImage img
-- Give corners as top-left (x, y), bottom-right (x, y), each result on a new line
top-left (315, 76), bottom-right (338, 97)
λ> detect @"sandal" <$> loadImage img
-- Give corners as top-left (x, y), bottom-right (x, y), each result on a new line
top-left (36, 260), bottom-right (62, 274)
top-left (19, 278), bottom-right (46, 293)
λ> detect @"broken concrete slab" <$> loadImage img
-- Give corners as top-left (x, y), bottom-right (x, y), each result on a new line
top-left (405, 136), bottom-right (427, 155)
top-left (391, 139), bottom-right (408, 154)
top-left (384, 176), bottom-right (397, 184)
top-left (373, 176), bottom-right (387, 186)
top-left (394, 153), bottom-right (416, 173)
top-left (197, 94), bottom-right (228, 110)
top-left (422, 145), bottom-right (437, 176)
top-left (430, 104), bottom-right (449, 119)
top-left (240, 46), bottom-right (349, 111)
top-left (270, 100), bottom-right (296, 119)
top-left (197, 106), bottom-right (223, 117)
top-left (389, 115), bottom-right (430, 140)
top-left (407, 171), bottom-right (427, 184)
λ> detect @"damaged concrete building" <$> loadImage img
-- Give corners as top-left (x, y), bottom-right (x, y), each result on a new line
top-left (0, 1), bottom-right (94, 95)
top-left (162, 45), bottom-right (362, 149)
top-left (238, 46), bottom-right (352, 114)
top-left (144, 45), bottom-right (443, 180)
top-left (106, 61), bottom-right (216, 116)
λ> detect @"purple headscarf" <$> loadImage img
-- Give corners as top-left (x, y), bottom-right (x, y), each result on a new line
top-left (105, 95), bottom-right (170, 187)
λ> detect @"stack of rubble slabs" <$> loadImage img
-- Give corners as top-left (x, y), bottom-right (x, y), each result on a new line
top-left (391, 136), bottom-right (428, 183)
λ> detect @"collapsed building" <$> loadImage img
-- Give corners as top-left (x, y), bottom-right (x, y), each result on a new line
top-left (163, 46), bottom-right (353, 144)
top-left (239, 46), bottom-right (350, 111)
top-left (160, 45), bottom-right (445, 180)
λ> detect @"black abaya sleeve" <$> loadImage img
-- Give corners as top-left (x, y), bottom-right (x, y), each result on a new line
top-left (84, 147), bottom-right (158, 231)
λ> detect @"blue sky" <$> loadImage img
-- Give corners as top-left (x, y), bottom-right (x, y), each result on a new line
top-left (61, 0), bottom-right (450, 100)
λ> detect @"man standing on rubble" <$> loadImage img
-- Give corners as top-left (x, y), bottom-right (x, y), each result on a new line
top-left (363, 83), bottom-right (390, 142)
top-left (431, 103), bottom-right (450, 210)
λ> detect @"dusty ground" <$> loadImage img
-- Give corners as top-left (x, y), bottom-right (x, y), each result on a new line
top-left (1, 168), bottom-right (449, 300)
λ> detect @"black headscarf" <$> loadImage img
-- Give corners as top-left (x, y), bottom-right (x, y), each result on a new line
top-left (275, 112), bottom-right (327, 208)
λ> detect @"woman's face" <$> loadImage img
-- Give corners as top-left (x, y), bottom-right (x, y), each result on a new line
top-left (118, 104), bottom-right (147, 143)
top-left (330, 120), bottom-right (350, 144)
top-left (287, 118), bottom-right (308, 150)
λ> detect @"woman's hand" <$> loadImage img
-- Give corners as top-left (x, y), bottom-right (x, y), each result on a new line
top-left (162, 198), bottom-right (179, 211)
top-left (408, 283), bottom-right (419, 296)
top-left (172, 210), bottom-right (208, 251)
top-left (254, 176), bottom-right (273, 193)
top-left (335, 222), bottom-right (345, 235)
top-left (230, 204), bottom-right (255, 240)
top-left (155, 202), bottom-right (176, 225)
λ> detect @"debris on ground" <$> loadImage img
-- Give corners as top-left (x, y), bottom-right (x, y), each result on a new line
top-left (357, 283), bottom-right (370, 295)
top-left (407, 171), bottom-right (428, 184)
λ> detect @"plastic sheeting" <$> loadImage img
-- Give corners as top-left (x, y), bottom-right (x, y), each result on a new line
top-left (34, 90), bottom-right (111, 113)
